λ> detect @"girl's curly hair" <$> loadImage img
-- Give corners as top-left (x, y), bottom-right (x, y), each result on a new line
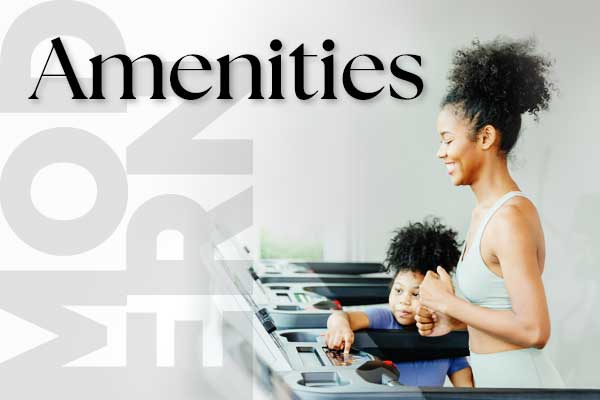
top-left (385, 217), bottom-right (461, 276)
top-left (442, 37), bottom-right (556, 155)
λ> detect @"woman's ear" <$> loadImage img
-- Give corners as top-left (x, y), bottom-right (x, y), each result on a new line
top-left (478, 124), bottom-right (499, 150)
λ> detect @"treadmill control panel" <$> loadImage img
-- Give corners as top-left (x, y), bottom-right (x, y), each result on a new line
top-left (323, 347), bottom-right (372, 366)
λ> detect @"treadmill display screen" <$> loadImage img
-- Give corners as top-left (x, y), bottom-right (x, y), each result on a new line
top-left (323, 348), bottom-right (372, 366)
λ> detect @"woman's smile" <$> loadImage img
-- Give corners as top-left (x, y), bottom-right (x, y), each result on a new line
top-left (445, 162), bottom-right (456, 175)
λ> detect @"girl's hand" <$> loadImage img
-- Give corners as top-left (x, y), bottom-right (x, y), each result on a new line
top-left (325, 325), bottom-right (355, 354)
top-left (418, 266), bottom-right (455, 313)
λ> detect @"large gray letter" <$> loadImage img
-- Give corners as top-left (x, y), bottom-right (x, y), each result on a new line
top-left (0, 0), bottom-right (125, 112)
top-left (0, 128), bottom-right (128, 255)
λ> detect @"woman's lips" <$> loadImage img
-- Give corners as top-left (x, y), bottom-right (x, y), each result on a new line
top-left (445, 162), bottom-right (456, 175)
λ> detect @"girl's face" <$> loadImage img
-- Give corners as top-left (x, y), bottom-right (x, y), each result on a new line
top-left (436, 105), bottom-right (482, 186)
top-left (388, 270), bottom-right (424, 326)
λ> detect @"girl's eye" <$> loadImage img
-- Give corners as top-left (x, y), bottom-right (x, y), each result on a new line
top-left (412, 292), bottom-right (420, 298)
top-left (395, 289), bottom-right (403, 294)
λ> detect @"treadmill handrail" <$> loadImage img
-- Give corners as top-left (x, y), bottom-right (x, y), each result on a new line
top-left (352, 329), bottom-right (469, 361)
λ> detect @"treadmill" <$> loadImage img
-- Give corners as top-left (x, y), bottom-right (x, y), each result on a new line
top-left (250, 260), bottom-right (393, 329)
top-left (251, 260), bottom-right (393, 284)
top-left (219, 256), bottom-right (600, 399)
top-left (210, 230), bottom-right (599, 400)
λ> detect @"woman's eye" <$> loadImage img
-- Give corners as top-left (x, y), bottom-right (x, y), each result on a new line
top-left (395, 289), bottom-right (403, 294)
top-left (412, 292), bottom-right (420, 298)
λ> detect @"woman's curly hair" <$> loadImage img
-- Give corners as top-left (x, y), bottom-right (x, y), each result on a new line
top-left (442, 37), bottom-right (556, 155)
top-left (385, 217), bottom-right (461, 276)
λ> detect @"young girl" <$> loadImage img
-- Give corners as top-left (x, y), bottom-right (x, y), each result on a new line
top-left (416, 37), bottom-right (564, 388)
top-left (325, 218), bottom-right (473, 387)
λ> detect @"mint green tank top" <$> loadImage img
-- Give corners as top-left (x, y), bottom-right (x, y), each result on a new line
top-left (455, 191), bottom-right (531, 310)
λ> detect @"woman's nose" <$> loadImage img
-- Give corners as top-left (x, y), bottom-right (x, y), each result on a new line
top-left (436, 143), bottom-right (446, 159)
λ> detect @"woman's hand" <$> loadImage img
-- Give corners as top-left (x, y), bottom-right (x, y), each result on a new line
top-left (325, 324), bottom-right (355, 354)
top-left (418, 266), bottom-right (455, 314)
top-left (415, 306), bottom-right (461, 336)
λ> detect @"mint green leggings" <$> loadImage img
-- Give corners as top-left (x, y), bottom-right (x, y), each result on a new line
top-left (469, 348), bottom-right (565, 388)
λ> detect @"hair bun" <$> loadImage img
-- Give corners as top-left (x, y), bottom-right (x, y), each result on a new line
top-left (447, 37), bottom-right (554, 118)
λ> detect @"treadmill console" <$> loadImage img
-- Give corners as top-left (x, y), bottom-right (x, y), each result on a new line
top-left (323, 347), bottom-right (372, 366)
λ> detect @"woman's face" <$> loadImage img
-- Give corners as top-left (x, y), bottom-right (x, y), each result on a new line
top-left (436, 105), bottom-right (482, 186)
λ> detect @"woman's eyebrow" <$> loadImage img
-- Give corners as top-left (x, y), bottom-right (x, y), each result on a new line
top-left (440, 130), bottom-right (453, 137)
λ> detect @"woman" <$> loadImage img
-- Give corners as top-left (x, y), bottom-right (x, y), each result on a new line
top-left (415, 38), bottom-right (564, 388)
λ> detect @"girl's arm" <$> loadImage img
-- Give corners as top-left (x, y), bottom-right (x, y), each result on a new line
top-left (325, 311), bottom-right (370, 353)
top-left (327, 310), bottom-right (370, 330)
top-left (449, 367), bottom-right (474, 387)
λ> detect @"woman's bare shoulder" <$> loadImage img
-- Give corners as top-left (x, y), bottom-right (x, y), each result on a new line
top-left (497, 196), bottom-right (541, 226)
top-left (482, 196), bottom-right (542, 247)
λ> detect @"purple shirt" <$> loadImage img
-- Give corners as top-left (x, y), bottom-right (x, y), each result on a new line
top-left (364, 307), bottom-right (469, 387)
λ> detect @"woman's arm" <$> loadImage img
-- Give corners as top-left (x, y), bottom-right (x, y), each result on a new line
top-left (419, 207), bottom-right (551, 348)
top-left (415, 306), bottom-right (466, 336)
top-left (444, 295), bottom-right (548, 348)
